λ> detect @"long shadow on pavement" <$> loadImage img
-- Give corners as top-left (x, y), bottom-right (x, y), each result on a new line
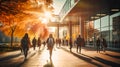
top-left (81, 53), bottom-right (120, 67)
top-left (62, 47), bottom-right (120, 67)
top-left (104, 53), bottom-right (120, 59)
top-left (0, 52), bottom-right (21, 61)
top-left (3, 52), bottom-right (37, 67)
top-left (94, 57), bottom-right (120, 67)
top-left (18, 47), bottom-right (46, 67)
top-left (16, 52), bottom-right (38, 67)
top-left (61, 47), bottom-right (103, 67)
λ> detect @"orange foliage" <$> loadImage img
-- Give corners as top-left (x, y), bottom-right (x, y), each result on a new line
top-left (0, 0), bottom-right (53, 39)
top-left (42, 27), bottom-right (49, 39)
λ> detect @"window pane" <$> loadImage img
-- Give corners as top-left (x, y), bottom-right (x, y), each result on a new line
top-left (110, 12), bottom-right (120, 25)
top-left (101, 27), bottom-right (109, 31)
top-left (94, 19), bottom-right (100, 29)
top-left (101, 30), bottom-right (109, 41)
top-left (101, 15), bottom-right (109, 27)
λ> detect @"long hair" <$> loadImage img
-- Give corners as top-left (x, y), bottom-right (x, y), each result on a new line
top-left (24, 33), bottom-right (28, 38)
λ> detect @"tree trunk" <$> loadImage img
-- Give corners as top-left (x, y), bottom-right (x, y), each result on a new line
top-left (10, 31), bottom-right (14, 47)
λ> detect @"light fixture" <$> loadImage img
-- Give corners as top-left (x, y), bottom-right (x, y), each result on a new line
top-left (111, 9), bottom-right (119, 11)
top-left (91, 16), bottom-right (99, 19)
top-left (96, 14), bottom-right (106, 16)
top-left (91, 16), bottom-right (94, 19)
top-left (94, 16), bottom-right (99, 19)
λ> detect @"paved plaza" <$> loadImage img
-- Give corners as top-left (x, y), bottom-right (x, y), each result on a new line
top-left (0, 45), bottom-right (120, 67)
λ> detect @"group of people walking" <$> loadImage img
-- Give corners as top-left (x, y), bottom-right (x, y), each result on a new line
top-left (20, 33), bottom-right (107, 60)
top-left (68, 35), bottom-right (107, 54)
top-left (68, 35), bottom-right (85, 53)
top-left (32, 37), bottom-right (42, 50)
top-left (56, 38), bottom-right (61, 47)
top-left (96, 37), bottom-right (107, 53)
top-left (20, 33), bottom-right (55, 60)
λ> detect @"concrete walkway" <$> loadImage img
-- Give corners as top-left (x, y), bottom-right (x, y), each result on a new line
top-left (0, 45), bottom-right (120, 67)
top-left (62, 46), bottom-right (120, 67)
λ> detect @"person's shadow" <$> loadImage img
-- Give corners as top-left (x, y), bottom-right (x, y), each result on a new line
top-left (43, 58), bottom-right (54, 67)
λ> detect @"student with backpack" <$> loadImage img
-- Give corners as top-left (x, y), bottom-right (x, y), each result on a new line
top-left (46, 34), bottom-right (55, 59)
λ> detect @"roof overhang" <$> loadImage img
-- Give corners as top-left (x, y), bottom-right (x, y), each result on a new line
top-left (62, 0), bottom-right (120, 23)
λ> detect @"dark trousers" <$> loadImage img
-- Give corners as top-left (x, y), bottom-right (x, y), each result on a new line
top-left (96, 46), bottom-right (100, 53)
top-left (23, 48), bottom-right (28, 58)
top-left (77, 45), bottom-right (81, 53)
top-left (69, 43), bottom-right (72, 52)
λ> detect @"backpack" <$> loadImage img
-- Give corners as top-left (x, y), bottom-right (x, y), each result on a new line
top-left (48, 38), bottom-right (54, 46)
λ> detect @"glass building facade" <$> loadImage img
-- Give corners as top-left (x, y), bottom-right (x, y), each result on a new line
top-left (86, 12), bottom-right (120, 49)
top-left (59, 0), bottom-right (120, 49)
top-left (59, 0), bottom-right (79, 20)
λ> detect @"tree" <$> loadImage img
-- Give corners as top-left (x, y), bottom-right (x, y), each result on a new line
top-left (0, 0), bottom-right (53, 47)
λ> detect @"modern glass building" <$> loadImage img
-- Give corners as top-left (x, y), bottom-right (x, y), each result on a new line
top-left (87, 12), bottom-right (120, 49)
top-left (59, 0), bottom-right (120, 49)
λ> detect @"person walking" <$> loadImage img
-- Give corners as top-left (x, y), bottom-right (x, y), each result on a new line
top-left (37, 37), bottom-right (41, 50)
top-left (43, 41), bottom-right (46, 47)
top-left (46, 34), bottom-right (55, 59)
top-left (96, 38), bottom-right (101, 53)
top-left (69, 38), bottom-right (73, 52)
top-left (76, 35), bottom-right (82, 53)
top-left (58, 38), bottom-right (61, 47)
top-left (21, 33), bottom-right (30, 59)
top-left (32, 37), bottom-right (37, 50)
top-left (56, 38), bottom-right (59, 47)
top-left (102, 38), bottom-right (107, 52)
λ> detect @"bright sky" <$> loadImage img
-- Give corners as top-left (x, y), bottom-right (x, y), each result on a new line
top-left (52, 0), bottom-right (66, 15)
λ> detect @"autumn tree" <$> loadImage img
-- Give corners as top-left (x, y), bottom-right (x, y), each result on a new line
top-left (0, 0), bottom-right (53, 47)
